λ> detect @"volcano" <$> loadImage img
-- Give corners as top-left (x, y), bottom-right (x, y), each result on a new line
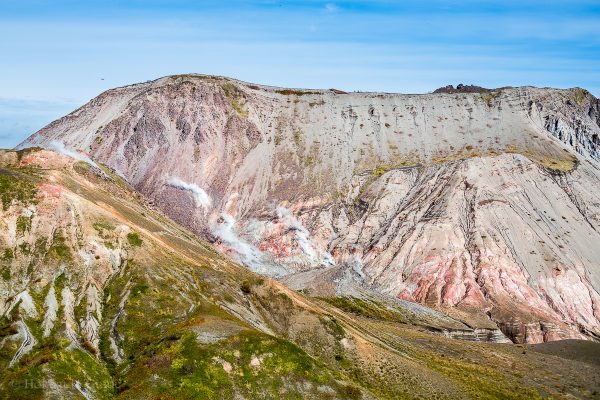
top-left (19, 75), bottom-right (600, 345)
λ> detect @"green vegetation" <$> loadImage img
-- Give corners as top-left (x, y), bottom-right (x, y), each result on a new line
top-left (0, 266), bottom-right (114, 399)
top-left (0, 169), bottom-right (38, 211)
top-left (16, 215), bottom-right (32, 236)
top-left (573, 87), bottom-right (588, 106)
top-left (321, 296), bottom-right (406, 324)
top-left (73, 160), bottom-right (92, 175)
top-left (2, 248), bottom-right (13, 261)
top-left (221, 82), bottom-right (248, 118)
top-left (481, 90), bottom-right (502, 106)
top-left (169, 74), bottom-right (201, 82)
top-left (0, 147), bottom-right (593, 399)
top-left (302, 142), bottom-right (320, 167)
top-left (46, 230), bottom-right (72, 262)
top-left (425, 143), bottom-right (578, 173)
top-left (275, 89), bottom-right (312, 96)
top-left (48, 348), bottom-right (114, 398)
top-left (292, 129), bottom-right (303, 145)
top-left (504, 145), bottom-right (579, 172)
top-left (126, 232), bottom-right (143, 247)
top-left (120, 330), bottom-right (350, 399)
top-left (231, 98), bottom-right (248, 118)
top-left (321, 316), bottom-right (346, 340)
top-left (221, 82), bottom-right (238, 98)
top-left (240, 277), bottom-right (264, 295)
top-left (414, 346), bottom-right (543, 400)
top-left (303, 154), bottom-right (316, 166)
top-left (93, 220), bottom-right (115, 232)
top-left (18, 243), bottom-right (30, 255)
top-left (240, 280), bottom-right (252, 294)
top-left (100, 264), bottom-right (206, 363)
top-left (131, 282), bottom-right (149, 297)
top-left (0, 334), bottom-right (114, 400)
top-left (91, 258), bottom-right (357, 399)
top-left (0, 317), bottom-right (18, 337)
top-left (372, 165), bottom-right (388, 177)
top-left (370, 160), bottom-right (420, 177)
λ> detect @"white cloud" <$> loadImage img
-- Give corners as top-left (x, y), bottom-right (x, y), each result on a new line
top-left (324, 3), bottom-right (339, 13)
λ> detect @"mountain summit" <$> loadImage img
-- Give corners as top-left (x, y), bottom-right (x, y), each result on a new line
top-left (21, 74), bottom-right (600, 344)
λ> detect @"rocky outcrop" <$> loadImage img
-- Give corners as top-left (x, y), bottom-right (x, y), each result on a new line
top-left (0, 150), bottom-right (129, 357)
top-left (528, 88), bottom-right (600, 162)
top-left (433, 84), bottom-right (494, 93)
top-left (20, 75), bottom-right (600, 343)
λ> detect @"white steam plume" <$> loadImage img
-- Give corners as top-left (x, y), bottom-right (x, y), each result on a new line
top-left (212, 214), bottom-right (288, 276)
top-left (166, 177), bottom-right (211, 209)
top-left (276, 207), bottom-right (335, 266)
top-left (276, 207), bottom-right (317, 261)
top-left (47, 140), bottom-right (101, 169)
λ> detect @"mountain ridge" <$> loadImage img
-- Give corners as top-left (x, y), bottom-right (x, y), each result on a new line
top-left (47, 73), bottom-right (595, 97)
top-left (19, 74), bottom-right (600, 344)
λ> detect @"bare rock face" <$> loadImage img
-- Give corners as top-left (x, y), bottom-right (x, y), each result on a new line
top-left (21, 75), bottom-right (600, 343)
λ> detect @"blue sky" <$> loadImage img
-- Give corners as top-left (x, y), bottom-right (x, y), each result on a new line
top-left (1, 0), bottom-right (599, 148)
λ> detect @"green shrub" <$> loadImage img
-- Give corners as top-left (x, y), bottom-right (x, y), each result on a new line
top-left (275, 89), bottom-right (312, 96)
top-left (341, 384), bottom-right (362, 399)
top-left (481, 90), bottom-right (502, 106)
top-left (573, 88), bottom-right (588, 106)
top-left (47, 231), bottom-right (72, 262)
top-left (127, 232), bottom-right (143, 247)
top-left (93, 221), bottom-right (115, 232)
top-left (240, 280), bottom-right (252, 294)
top-left (0, 171), bottom-right (38, 211)
top-left (293, 129), bottom-right (302, 144)
top-left (16, 215), bottom-right (32, 235)
top-left (321, 296), bottom-right (406, 323)
top-left (2, 248), bottom-right (13, 260)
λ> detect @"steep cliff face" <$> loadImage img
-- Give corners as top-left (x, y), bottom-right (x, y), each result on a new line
top-left (21, 75), bottom-right (600, 343)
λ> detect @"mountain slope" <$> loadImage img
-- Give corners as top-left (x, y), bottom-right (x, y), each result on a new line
top-left (20, 75), bottom-right (600, 343)
top-left (1, 148), bottom-right (600, 399)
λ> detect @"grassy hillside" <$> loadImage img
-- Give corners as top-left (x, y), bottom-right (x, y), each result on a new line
top-left (0, 149), bottom-right (598, 399)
